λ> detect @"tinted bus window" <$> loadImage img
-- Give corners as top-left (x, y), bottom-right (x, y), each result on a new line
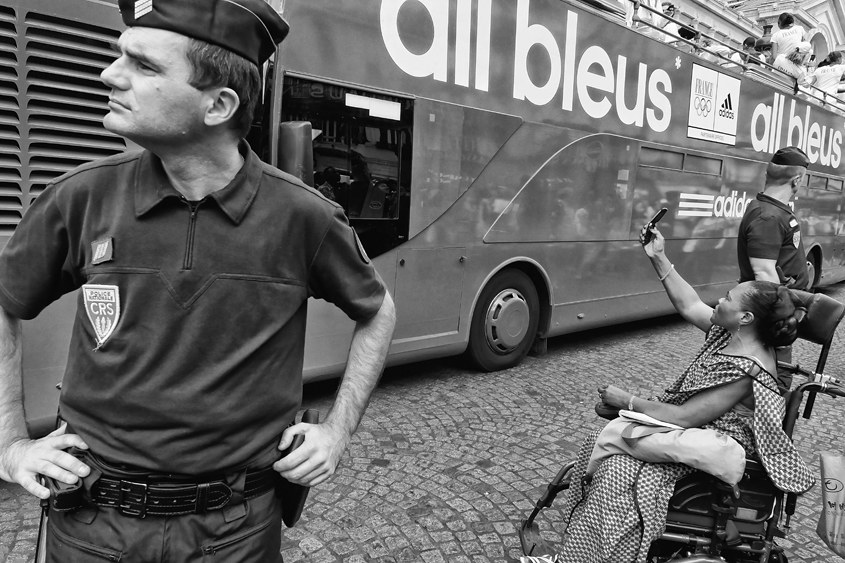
top-left (809, 175), bottom-right (828, 191)
top-left (485, 136), bottom-right (636, 242)
top-left (684, 155), bottom-right (722, 176)
top-left (639, 147), bottom-right (683, 170)
top-left (828, 178), bottom-right (843, 192)
top-left (281, 76), bottom-right (414, 259)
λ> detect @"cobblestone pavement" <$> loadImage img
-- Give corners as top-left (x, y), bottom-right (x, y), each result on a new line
top-left (4, 285), bottom-right (845, 562)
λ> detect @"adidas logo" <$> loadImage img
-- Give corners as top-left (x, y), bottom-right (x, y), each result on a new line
top-left (719, 94), bottom-right (735, 119)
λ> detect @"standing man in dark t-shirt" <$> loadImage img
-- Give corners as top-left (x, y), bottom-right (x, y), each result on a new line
top-left (737, 146), bottom-right (809, 392)
top-left (0, 1), bottom-right (396, 561)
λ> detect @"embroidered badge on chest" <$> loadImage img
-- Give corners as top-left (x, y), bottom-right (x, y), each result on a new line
top-left (82, 284), bottom-right (120, 350)
top-left (91, 237), bottom-right (114, 265)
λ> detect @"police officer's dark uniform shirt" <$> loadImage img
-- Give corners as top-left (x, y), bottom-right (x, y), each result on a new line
top-left (737, 193), bottom-right (808, 288)
top-left (0, 144), bottom-right (386, 473)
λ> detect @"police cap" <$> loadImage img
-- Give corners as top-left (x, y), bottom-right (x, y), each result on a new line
top-left (118, 0), bottom-right (289, 67)
top-left (771, 146), bottom-right (810, 168)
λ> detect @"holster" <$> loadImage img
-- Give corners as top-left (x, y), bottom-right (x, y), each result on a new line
top-left (277, 409), bottom-right (319, 527)
top-left (46, 474), bottom-right (84, 512)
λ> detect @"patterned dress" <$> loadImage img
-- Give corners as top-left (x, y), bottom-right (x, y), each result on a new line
top-left (554, 325), bottom-right (814, 563)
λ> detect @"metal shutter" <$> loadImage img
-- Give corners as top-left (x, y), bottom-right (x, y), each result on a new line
top-left (0, 0), bottom-right (125, 236)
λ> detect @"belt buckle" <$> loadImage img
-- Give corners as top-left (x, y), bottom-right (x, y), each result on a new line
top-left (118, 480), bottom-right (148, 518)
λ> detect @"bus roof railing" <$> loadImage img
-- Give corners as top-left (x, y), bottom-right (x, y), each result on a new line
top-left (628, 0), bottom-right (845, 115)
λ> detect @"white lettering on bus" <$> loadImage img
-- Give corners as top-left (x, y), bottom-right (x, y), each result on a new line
top-left (380, 0), bottom-right (672, 132)
top-left (678, 191), bottom-right (750, 219)
top-left (751, 93), bottom-right (843, 168)
top-left (713, 191), bottom-right (749, 218)
top-left (380, 0), bottom-right (449, 83)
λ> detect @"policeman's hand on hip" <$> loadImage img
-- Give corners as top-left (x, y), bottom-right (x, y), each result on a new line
top-left (273, 421), bottom-right (348, 487)
top-left (0, 423), bottom-right (90, 499)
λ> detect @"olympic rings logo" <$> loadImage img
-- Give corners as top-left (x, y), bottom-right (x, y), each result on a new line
top-left (694, 96), bottom-right (712, 117)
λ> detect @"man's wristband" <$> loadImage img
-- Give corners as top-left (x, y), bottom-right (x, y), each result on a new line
top-left (628, 395), bottom-right (636, 411)
top-left (659, 264), bottom-right (675, 282)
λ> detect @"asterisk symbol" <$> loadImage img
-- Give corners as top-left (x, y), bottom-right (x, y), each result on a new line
top-left (675, 56), bottom-right (682, 69)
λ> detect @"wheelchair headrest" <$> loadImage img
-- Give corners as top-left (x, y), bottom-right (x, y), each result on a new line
top-left (792, 291), bottom-right (845, 346)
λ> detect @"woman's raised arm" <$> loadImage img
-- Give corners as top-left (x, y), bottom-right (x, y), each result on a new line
top-left (641, 226), bottom-right (714, 332)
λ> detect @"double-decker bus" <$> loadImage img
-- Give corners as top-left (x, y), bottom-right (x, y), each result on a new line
top-left (5, 0), bottom-right (845, 436)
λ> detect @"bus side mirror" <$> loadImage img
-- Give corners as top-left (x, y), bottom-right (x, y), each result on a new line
top-left (278, 121), bottom-right (314, 187)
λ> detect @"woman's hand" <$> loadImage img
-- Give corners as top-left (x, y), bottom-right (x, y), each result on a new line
top-left (639, 225), bottom-right (665, 258)
top-left (598, 384), bottom-right (630, 409)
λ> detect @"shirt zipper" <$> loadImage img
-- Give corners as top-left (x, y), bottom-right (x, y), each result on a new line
top-left (183, 199), bottom-right (201, 270)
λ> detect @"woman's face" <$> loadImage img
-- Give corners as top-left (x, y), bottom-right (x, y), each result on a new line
top-left (711, 283), bottom-right (753, 331)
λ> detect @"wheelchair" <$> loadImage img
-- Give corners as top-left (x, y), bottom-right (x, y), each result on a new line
top-left (519, 291), bottom-right (845, 563)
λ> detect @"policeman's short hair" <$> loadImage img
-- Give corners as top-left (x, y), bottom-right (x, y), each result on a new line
top-left (184, 38), bottom-right (261, 139)
top-left (766, 162), bottom-right (806, 185)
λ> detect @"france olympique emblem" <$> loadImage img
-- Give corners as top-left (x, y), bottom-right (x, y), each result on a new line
top-left (82, 284), bottom-right (120, 349)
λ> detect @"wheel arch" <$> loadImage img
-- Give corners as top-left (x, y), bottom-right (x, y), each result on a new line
top-left (469, 258), bottom-right (553, 338)
top-left (807, 243), bottom-right (823, 287)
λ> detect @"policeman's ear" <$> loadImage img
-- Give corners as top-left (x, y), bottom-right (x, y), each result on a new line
top-left (789, 174), bottom-right (803, 191)
top-left (202, 87), bottom-right (240, 129)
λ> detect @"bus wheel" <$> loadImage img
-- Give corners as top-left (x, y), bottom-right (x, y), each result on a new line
top-left (806, 253), bottom-right (818, 290)
top-left (468, 269), bottom-right (539, 372)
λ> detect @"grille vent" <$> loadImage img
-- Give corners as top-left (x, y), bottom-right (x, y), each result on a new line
top-left (0, 5), bottom-right (125, 236)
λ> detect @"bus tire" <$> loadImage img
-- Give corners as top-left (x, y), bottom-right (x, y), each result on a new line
top-left (806, 252), bottom-right (818, 290)
top-left (467, 269), bottom-right (540, 372)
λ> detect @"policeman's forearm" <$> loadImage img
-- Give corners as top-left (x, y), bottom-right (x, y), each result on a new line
top-left (326, 293), bottom-right (396, 439)
top-left (0, 308), bottom-right (27, 481)
top-left (749, 258), bottom-right (779, 283)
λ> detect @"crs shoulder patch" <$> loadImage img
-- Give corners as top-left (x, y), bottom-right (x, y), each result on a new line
top-left (82, 284), bottom-right (120, 350)
top-left (793, 231), bottom-right (801, 249)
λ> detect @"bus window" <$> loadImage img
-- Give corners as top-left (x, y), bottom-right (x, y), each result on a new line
top-left (639, 147), bottom-right (683, 170)
top-left (487, 136), bottom-right (636, 242)
top-left (799, 175), bottom-right (838, 236)
top-left (281, 76), bottom-right (413, 259)
top-left (684, 155), bottom-right (722, 176)
top-left (809, 175), bottom-right (828, 191)
top-left (828, 178), bottom-right (843, 192)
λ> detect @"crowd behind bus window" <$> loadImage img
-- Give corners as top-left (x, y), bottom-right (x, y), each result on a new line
top-left (619, 1), bottom-right (845, 110)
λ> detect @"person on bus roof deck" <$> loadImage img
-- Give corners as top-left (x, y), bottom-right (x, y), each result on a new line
top-left (0, 0), bottom-right (396, 561)
top-left (726, 37), bottom-right (764, 69)
top-left (772, 41), bottom-right (813, 88)
top-left (771, 12), bottom-right (806, 61)
top-left (737, 146), bottom-right (810, 393)
top-left (809, 51), bottom-right (845, 102)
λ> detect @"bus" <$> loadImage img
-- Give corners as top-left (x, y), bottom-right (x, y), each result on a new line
top-left (5, 0), bottom-right (845, 436)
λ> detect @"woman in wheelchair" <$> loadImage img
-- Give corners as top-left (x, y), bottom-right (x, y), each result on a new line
top-left (545, 225), bottom-right (815, 563)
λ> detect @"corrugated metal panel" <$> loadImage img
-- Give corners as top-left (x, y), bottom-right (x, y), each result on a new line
top-left (0, 1), bottom-right (125, 236)
top-left (23, 11), bottom-right (125, 206)
top-left (0, 5), bottom-right (21, 236)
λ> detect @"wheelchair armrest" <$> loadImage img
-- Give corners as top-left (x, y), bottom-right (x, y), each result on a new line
top-left (595, 402), bottom-right (620, 420)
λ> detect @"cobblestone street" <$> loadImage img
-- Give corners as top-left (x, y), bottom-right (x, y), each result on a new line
top-left (3, 285), bottom-right (845, 562)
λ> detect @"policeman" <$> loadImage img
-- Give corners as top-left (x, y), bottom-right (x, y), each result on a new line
top-left (0, 0), bottom-right (396, 561)
top-left (737, 145), bottom-right (809, 392)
